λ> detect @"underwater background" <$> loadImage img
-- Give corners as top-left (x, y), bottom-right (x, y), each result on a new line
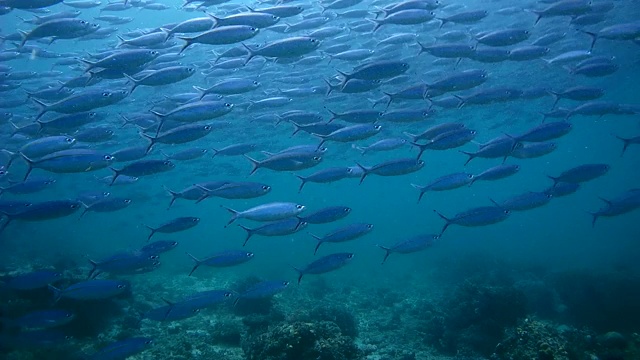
top-left (0, 0), bottom-right (639, 358)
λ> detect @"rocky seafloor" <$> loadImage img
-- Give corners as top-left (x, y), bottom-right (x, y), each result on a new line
top-left (2, 256), bottom-right (640, 360)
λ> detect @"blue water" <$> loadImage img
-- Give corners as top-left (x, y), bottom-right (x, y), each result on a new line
top-left (1, 0), bottom-right (639, 359)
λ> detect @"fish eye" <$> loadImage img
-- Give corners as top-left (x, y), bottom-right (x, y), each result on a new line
top-left (504, 210), bottom-right (510, 214)
top-left (514, 165), bottom-right (520, 170)
top-left (467, 174), bottom-right (474, 178)
top-left (81, 20), bottom-right (87, 24)
top-left (102, 92), bottom-right (110, 97)
top-left (348, 254), bottom-right (354, 258)
top-left (224, 293), bottom-right (232, 297)
top-left (117, 284), bottom-right (125, 289)
top-left (313, 156), bottom-right (321, 161)
top-left (283, 281), bottom-right (290, 285)
top-left (225, 103), bottom-right (232, 107)
top-left (470, 130), bottom-right (477, 134)
top-left (246, 252), bottom-right (253, 257)
top-left (204, 125), bottom-right (212, 130)
top-left (346, 168), bottom-right (353, 173)
top-left (89, 112), bottom-right (97, 117)
top-left (164, 160), bottom-right (171, 165)
top-left (524, 30), bottom-right (530, 34)
top-left (124, 199), bottom-right (132, 203)
top-left (104, 155), bottom-right (114, 160)
top-left (253, 81), bottom-right (259, 85)
top-left (145, 340), bottom-right (153, 345)
top-left (193, 218), bottom-right (200, 222)
top-left (71, 204), bottom-right (80, 209)
top-left (374, 125), bottom-right (382, 130)
top-left (367, 224), bottom-right (373, 228)
top-left (418, 160), bottom-right (425, 165)
top-left (65, 137), bottom-right (74, 143)
top-left (66, 313), bottom-right (73, 317)
top-left (296, 205), bottom-right (303, 209)
top-left (171, 241), bottom-right (178, 245)
top-left (151, 51), bottom-right (158, 55)
top-left (262, 185), bottom-right (270, 190)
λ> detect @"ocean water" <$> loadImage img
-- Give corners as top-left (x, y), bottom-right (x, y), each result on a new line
top-left (0, 0), bottom-right (639, 359)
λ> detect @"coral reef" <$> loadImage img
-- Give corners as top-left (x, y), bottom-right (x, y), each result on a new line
top-left (242, 321), bottom-right (361, 360)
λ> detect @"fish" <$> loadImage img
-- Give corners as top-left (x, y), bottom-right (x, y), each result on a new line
top-left (79, 197), bottom-right (131, 217)
top-left (88, 337), bottom-right (153, 360)
top-left (109, 159), bottom-right (175, 185)
top-left (139, 240), bottom-right (179, 256)
top-left (48, 279), bottom-right (129, 302)
top-left (311, 223), bottom-right (373, 254)
top-left (1, 309), bottom-right (75, 329)
top-left (233, 280), bottom-right (289, 305)
top-left (548, 164), bottom-right (610, 184)
top-left (222, 202), bottom-right (305, 226)
top-left (239, 218), bottom-right (306, 246)
top-left (589, 189), bottom-right (640, 226)
top-left (144, 216), bottom-right (200, 241)
top-left (297, 206), bottom-right (351, 224)
top-left (244, 152), bottom-right (322, 175)
top-left (295, 167), bottom-right (352, 192)
top-left (87, 251), bottom-right (158, 279)
top-left (490, 192), bottom-right (553, 211)
top-left (434, 206), bottom-right (511, 235)
top-left (412, 173), bottom-right (474, 203)
top-left (356, 158), bottom-right (424, 184)
top-left (186, 250), bottom-right (254, 276)
top-left (4, 270), bottom-right (62, 290)
top-left (378, 234), bottom-right (438, 264)
top-left (293, 252), bottom-right (354, 283)
top-left (470, 164), bottom-right (520, 186)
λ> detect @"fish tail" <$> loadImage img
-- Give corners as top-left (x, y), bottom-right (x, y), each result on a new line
top-left (410, 142), bottom-right (426, 160)
top-left (178, 37), bottom-right (192, 54)
top-left (377, 245), bottom-right (392, 264)
top-left (0, 217), bottom-right (12, 234)
top-left (233, 297), bottom-right (241, 307)
top-left (547, 90), bottom-right (560, 109)
top-left (355, 162), bottom-right (369, 184)
top-left (589, 212), bottom-right (599, 227)
top-left (144, 224), bottom-right (156, 242)
top-left (403, 132), bottom-right (417, 142)
top-left (313, 240), bottom-right (323, 255)
top-left (381, 91), bottom-right (394, 109)
top-left (579, 30), bottom-right (598, 51)
top-left (115, 34), bottom-right (127, 48)
top-left (241, 42), bottom-right (256, 65)
top-left (221, 205), bottom-right (239, 226)
top-left (352, 144), bottom-right (366, 155)
top-left (108, 167), bottom-right (120, 186)
top-left (367, 18), bottom-right (382, 33)
top-left (238, 225), bottom-right (253, 246)
top-left (433, 210), bottom-right (451, 235)
top-left (243, 155), bottom-right (260, 176)
top-left (186, 252), bottom-right (201, 276)
top-left (459, 150), bottom-right (474, 166)
top-left (416, 40), bottom-right (428, 56)
top-left (30, 97), bottom-right (49, 121)
top-left (18, 152), bottom-right (34, 181)
top-left (122, 73), bottom-right (139, 94)
top-left (139, 132), bottom-right (156, 154)
top-left (437, 18), bottom-right (448, 30)
top-left (546, 175), bottom-right (558, 185)
top-left (411, 184), bottom-right (426, 203)
top-left (323, 78), bottom-right (336, 97)
top-left (290, 121), bottom-right (304, 137)
top-left (48, 284), bottom-right (62, 303)
top-left (452, 95), bottom-right (465, 108)
top-left (87, 259), bottom-right (98, 279)
top-left (295, 175), bottom-right (306, 193)
top-left (192, 86), bottom-right (208, 100)
top-left (163, 186), bottom-right (179, 208)
top-left (613, 135), bottom-right (630, 156)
